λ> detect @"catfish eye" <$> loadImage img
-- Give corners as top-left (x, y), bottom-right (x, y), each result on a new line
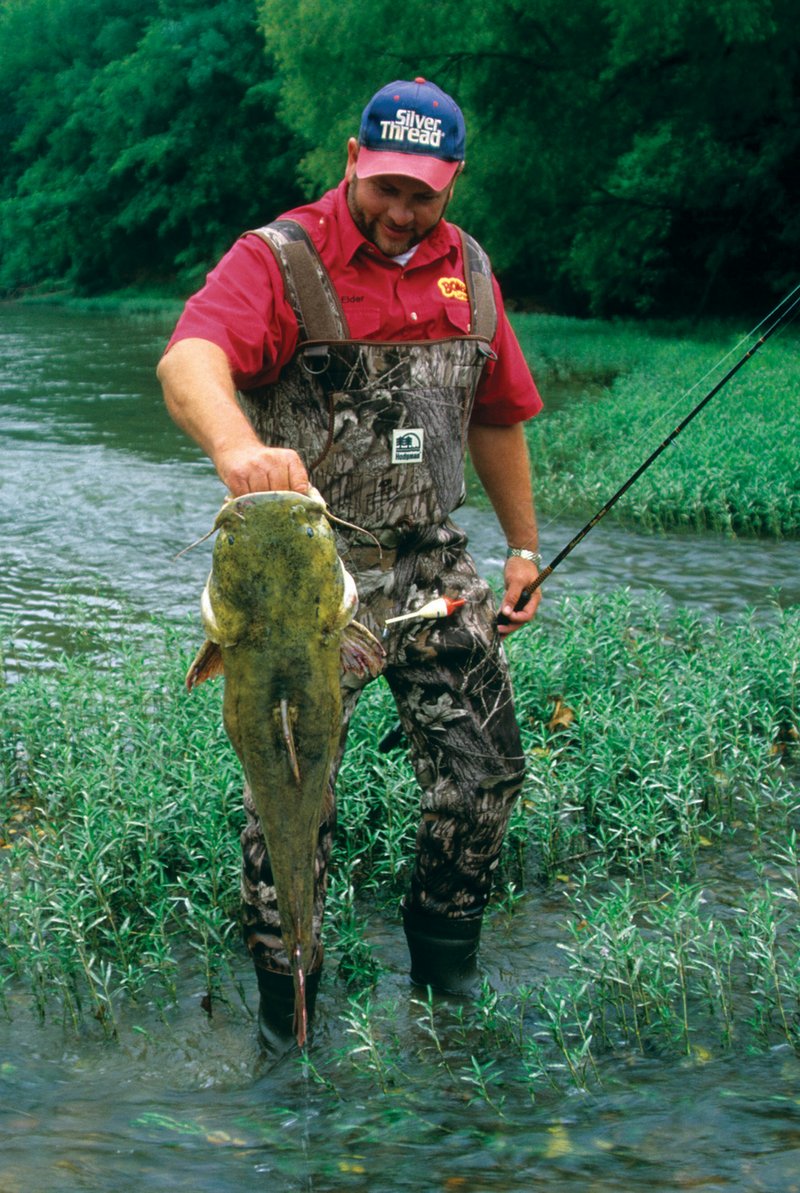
top-left (306, 527), bottom-right (314, 537)
top-left (227, 534), bottom-right (235, 546)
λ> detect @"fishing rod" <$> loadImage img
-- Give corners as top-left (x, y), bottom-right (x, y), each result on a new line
top-left (381, 289), bottom-right (799, 748)
top-left (499, 283), bottom-right (800, 619)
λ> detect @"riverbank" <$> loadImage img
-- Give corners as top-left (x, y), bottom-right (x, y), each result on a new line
top-left (511, 313), bottom-right (800, 537)
top-left (4, 285), bottom-right (186, 316)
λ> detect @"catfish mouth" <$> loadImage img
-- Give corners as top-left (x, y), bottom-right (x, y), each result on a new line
top-left (175, 488), bottom-right (331, 560)
top-left (213, 487), bottom-right (328, 531)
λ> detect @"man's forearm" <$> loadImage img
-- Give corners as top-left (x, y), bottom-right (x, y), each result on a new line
top-left (157, 338), bottom-right (309, 496)
top-left (468, 421), bottom-right (542, 632)
top-left (157, 338), bottom-right (257, 461)
top-left (467, 422), bottom-right (538, 550)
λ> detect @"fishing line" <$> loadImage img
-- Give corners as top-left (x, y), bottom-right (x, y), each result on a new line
top-left (532, 281), bottom-right (800, 546)
top-left (516, 282), bottom-right (800, 604)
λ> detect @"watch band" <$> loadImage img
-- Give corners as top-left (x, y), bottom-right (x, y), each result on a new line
top-left (507, 547), bottom-right (543, 567)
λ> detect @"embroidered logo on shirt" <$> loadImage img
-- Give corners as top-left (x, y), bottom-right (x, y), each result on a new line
top-left (392, 428), bottom-right (424, 464)
top-left (438, 277), bottom-right (468, 302)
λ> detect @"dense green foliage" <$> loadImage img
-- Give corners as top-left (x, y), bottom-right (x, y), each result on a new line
top-left (510, 316), bottom-right (800, 535)
top-left (1, 0), bottom-right (797, 311)
top-left (0, 0), bottom-right (303, 294)
top-left (1, 596), bottom-right (798, 1080)
top-left (259, 0), bottom-right (800, 314)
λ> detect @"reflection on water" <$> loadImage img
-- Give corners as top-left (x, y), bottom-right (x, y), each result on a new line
top-left (2, 304), bottom-right (799, 1191)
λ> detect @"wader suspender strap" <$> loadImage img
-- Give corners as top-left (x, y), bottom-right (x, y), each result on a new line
top-left (248, 220), bottom-right (497, 345)
top-left (458, 228), bottom-right (498, 344)
top-left (247, 220), bottom-right (349, 341)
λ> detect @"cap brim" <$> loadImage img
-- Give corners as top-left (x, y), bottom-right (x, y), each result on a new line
top-left (355, 147), bottom-right (460, 192)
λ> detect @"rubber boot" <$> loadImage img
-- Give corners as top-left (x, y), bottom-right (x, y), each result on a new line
top-left (402, 903), bottom-right (483, 997)
top-left (254, 964), bottom-right (321, 1055)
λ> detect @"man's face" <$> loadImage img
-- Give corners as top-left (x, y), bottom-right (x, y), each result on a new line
top-left (345, 140), bottom-right (457, 257)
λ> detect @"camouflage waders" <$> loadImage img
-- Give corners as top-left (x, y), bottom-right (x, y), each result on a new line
top-left (237, 221), bottom-right (526, 975)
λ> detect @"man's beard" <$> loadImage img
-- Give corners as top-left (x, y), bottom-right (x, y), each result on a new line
top-left (346, 179), bottom-right (440, 257)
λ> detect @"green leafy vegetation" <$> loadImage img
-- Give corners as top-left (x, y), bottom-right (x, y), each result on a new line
top-left (2, 593), bottom-right (798, 1100)
top-left (1, 0), bottom-right (798, 313)
top-left (256, 0), bottom-right (800, 316)
top-left (513, 316), bottom-right (800, 535)
top-left (0, 0), bottom-right (303, 295)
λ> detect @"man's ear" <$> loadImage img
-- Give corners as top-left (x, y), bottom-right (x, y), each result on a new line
top-left (345, 138), bottom-right (360, 181)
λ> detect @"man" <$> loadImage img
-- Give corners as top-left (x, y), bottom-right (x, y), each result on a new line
top-left (157, 78), bottom-right (544, 1050)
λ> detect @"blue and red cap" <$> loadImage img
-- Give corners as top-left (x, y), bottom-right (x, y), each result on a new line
top-left (356, 78), bottom-right (465, 192)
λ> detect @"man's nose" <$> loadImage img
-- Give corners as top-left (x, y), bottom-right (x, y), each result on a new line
top-left (387, 199), bottom-right (414, 226)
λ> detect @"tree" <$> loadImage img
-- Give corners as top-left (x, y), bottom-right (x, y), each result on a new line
top-left (258, 0), bottom-right (800, 316)
top-left (0, 0), bottom-right (304, 294)
top-left (2, 0), bottom-right (796, 312)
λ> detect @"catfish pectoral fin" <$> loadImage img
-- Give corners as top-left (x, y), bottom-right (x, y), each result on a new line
top-left (340, 620), bottom-right (385, 680)
top-left (279, 698), bottom-right (302, 784)
top-left (186, 639), bottom-right (225, 690)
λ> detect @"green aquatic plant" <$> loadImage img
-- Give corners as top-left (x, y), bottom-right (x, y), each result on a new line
top-left (509, 316), bottom-right (800, 537)
top-left (326, 872), bottom-right (381, 989)
top-left (739, 879), bottom-right (799, 1050)
top-left (0, 593), bottom-right (798, 1092)
top-left (0, 625), bottom-right (243, 1035)
top-left (338, 989), bottom-right (404, 1093)
top-left (504, 592), bottom-right (800, 879)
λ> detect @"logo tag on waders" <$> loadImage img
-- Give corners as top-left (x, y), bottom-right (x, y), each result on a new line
top-left (391, 428), bottom-right (424, 464)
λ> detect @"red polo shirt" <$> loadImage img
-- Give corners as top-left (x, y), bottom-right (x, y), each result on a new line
top-left (167, 180), bottom-right (542, 426)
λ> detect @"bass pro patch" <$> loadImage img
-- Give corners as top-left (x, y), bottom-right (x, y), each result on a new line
top-left (437, 277), bottom-right (468, 301)
top-left (391, 427), bottom-right (424, 464)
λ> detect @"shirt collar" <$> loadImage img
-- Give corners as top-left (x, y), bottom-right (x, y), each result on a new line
top-left (333, 179), bottom-right (459, 270)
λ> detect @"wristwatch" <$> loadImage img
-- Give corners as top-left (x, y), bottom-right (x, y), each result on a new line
top-left (507, 547), bottom-right (543, 567)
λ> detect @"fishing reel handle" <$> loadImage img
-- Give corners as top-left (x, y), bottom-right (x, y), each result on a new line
top-left (496, 589), bottom-right (532, 627)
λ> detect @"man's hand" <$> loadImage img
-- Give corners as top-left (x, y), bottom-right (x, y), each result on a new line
top-left (497, 555), bottom-right (542, 636)
top-left (215, 444), bottom-right (310, 497)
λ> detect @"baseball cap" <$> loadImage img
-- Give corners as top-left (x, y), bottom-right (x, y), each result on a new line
top-left (356, 78), bottom-right (465, 192)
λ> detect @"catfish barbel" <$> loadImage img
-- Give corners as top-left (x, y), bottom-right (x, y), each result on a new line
top-left (185, 488), bottom-right (384, 1047)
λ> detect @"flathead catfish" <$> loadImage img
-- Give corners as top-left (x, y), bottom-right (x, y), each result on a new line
top-left (185, 488), bottom-right (384, 1046)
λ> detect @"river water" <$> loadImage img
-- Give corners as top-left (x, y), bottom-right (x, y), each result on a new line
top-left (1, 304), bottom-right (799, 1191)
top-left (2, 305), bottom-right (798, 671)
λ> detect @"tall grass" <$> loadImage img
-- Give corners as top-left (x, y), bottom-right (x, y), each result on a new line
top-left (1, 627), bottom-right (243, 1031)
top-left (1, 594), bottom-right (798, 1090)
top-left (505, 591), bottom-right (800, 878)
top-left (509, 315), bottom-right (800, 536)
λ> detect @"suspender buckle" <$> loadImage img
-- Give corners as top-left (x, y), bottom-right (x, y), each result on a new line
top-left (300, 344), bottom-right (331, 375)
